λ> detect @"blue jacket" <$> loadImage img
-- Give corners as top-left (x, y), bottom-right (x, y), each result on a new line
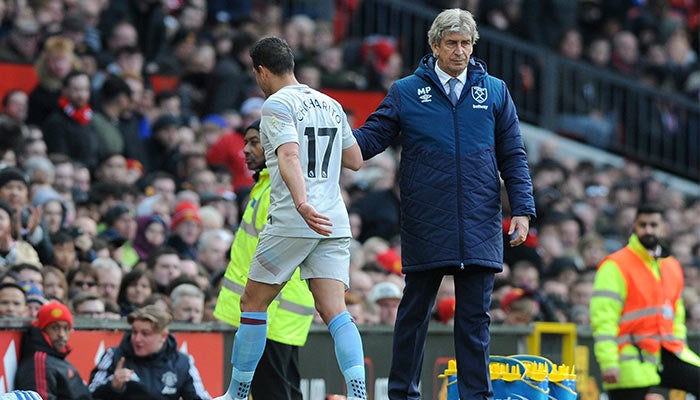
top-left (353, 54), bottom-right (535, 272)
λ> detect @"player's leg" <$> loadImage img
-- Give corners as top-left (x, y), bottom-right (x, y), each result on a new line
top-left (216, 235), bottom-right (311, 400)
top-left (305, 238), bottom-right (366, 400)
top-left (218, 279), bottom-right (284, 400)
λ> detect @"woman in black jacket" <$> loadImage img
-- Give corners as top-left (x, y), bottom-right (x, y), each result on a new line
top-left (88, 305), bottom-right (210, 400)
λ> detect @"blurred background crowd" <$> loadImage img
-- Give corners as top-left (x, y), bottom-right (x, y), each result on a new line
top-left (0, 0), bottom-right (697, 335)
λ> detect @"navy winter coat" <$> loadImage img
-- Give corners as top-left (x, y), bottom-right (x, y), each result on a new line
top-left (353, 54), bottom-right (536, 272)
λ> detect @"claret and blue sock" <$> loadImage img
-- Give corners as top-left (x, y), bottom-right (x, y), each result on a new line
top-left (329, 311), bottom-right (367, 400)
top-left (214, 312), bottom-right (268, 400)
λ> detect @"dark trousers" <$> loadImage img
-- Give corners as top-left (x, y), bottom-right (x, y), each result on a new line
top-left (252, 339), bottom-right (302, 400)
top-left (388, 266), bottom-right (495, 400)
top-left (607, 347), bottom-right (700, 400)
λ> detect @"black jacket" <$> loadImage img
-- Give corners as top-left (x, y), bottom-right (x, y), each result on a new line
top-left (42, 110), bottom-right (99, 170)
top-left (15, 327), bottom-right (93, 400)
top-left (88, 332), bottom-right (210, 400)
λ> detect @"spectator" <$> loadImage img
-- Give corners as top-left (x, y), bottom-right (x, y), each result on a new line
top-left (27, 36), bottom-right (80, 127)
top-left (196, 228), bottom-right (233, 274)
top-left (610, 30), bottom-right (640, 77)
top-left (20, 281), bottom-right (47, 318)
top-left (100, 203), bottom-right (138, 267)
top-left (50, 229), bottom-right (80, 272)
top-left (0, 199), bottom-right (41, 269)
top-left (66, 263), bottom-right (99, 298)
top-left (0, 116), bottom-right (24, 170)
top-left (9, 263), bottom-right (43, 291)
top-left (132, 214), bottom-right (169, 262)
top-left (143, 113), bottom-right (181, 177)
top-left (345, 291), bottom-right (370, 325)
top-left (369, 281), bottom-right (402, 326)
top-left (0, 282), bottom-right (28, 318)
top-left (0, 167), bottom-right (53, 264)
top-left (72, 291), bottom-right (105, 319)
top-left (32, 187), bottom-right (67, 235)
top-left (92, 257), bottom-right (123, 305)
top-left (92, 77), bottom-right (129, 158)
top-left (94, 153), bottom-right (130, 185)
top-left (167, 201), bottom-right (203, 261)
top-left (42, 266), bottom-right (68, 304)
top-left (15, 301), bottom-right (91, 399)
top-left (170, 283), bottom-right (205, 323)
top-left (117, 268), bottom-right (156, 317)
top-left (88, 305), bottom-right (211, 399)
top-left (0, 17), bottom-right (41, 63)
top-left (2, 90), bottom-right (29, 124)
top-left (146, 247), bottom-right (182, 294)
top-left (500, 287), bottom-right (539, 326)
top-left (205, 119), bottom-right (254, 193)
top-left (42, 70), bottom-right (100, 170)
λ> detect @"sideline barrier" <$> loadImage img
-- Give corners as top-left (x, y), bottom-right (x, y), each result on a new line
top-left (0, 320), bottom-right (225, 395)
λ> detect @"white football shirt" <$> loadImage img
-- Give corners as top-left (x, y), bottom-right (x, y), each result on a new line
top-left (259, 84), bottom-right (356, 238)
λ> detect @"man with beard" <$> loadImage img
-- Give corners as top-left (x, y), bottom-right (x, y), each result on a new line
top-left (42, 70), bottom-right (99, 170)
top-left (15, 301), bottom-right (92, 399)
top-left (591, 203), bottom-right (700, 400)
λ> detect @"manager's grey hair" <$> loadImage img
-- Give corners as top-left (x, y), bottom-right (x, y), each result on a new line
top-left (427, 8), bottom-right (479, 49)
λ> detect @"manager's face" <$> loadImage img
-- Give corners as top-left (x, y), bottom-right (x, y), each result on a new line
top-left (432, 32), bottom-right (473, 77)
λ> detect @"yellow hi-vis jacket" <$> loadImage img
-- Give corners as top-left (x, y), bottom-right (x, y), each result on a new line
top-left (213, 169), bottom-right (315, 346)
top-left (591, 234), bottom-right (700, 390)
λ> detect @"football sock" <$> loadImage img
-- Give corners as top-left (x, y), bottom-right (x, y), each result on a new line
top-left (226, 312), bottom-right (267, 399)
top-left (328, 311), bottom-right (367, 399)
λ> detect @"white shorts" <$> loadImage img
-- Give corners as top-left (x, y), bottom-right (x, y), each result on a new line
top-left (248, 234), bottom-right (351, 288)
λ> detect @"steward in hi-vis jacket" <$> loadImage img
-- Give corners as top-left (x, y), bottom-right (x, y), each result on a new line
top-left (591, 204), bottom-right (700, 400)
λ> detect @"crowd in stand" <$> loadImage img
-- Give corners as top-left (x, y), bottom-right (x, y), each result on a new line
top-left (0, 0), bottom-right (697, 337)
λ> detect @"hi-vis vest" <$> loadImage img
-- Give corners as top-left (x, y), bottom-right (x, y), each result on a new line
top-left (606, 247), bottom-right (685, 355)
top-left (213, 169), bottom-right (315, 346)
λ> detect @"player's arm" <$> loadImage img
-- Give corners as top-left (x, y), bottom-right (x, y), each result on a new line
top-left (277, 142), bottom-right (332, 236)
top-left (342, 142), bottom-right (363, 171)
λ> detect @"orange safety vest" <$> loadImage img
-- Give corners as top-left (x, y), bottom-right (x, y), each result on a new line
top-left (606, 247), bottom-right (685, 355)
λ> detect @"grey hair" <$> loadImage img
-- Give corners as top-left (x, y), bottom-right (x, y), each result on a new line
top-left (197, 228), bottom-right (234, 252)
top-left (91, 257), bottom-right (122, 273)
top-left (427, 8), bottom-right (479, 49)
top-left (170, 283), bottom-right (205, 305)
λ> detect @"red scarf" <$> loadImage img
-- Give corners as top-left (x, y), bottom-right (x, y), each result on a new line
top-left (58, 96), bottom-right (92, 126)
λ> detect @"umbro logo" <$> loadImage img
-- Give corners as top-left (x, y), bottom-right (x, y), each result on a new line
top-left (417, 86), bottom-right (432, 103)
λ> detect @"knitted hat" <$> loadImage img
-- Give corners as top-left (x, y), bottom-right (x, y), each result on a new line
top-left (33, 301), bottom-right (73, 330)
top-left (20, 281), bottom-right (47, 306)
top-left (171, 201), bottom-right (201, 229)
top-left (0, 167), bottom-right (27, 188)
